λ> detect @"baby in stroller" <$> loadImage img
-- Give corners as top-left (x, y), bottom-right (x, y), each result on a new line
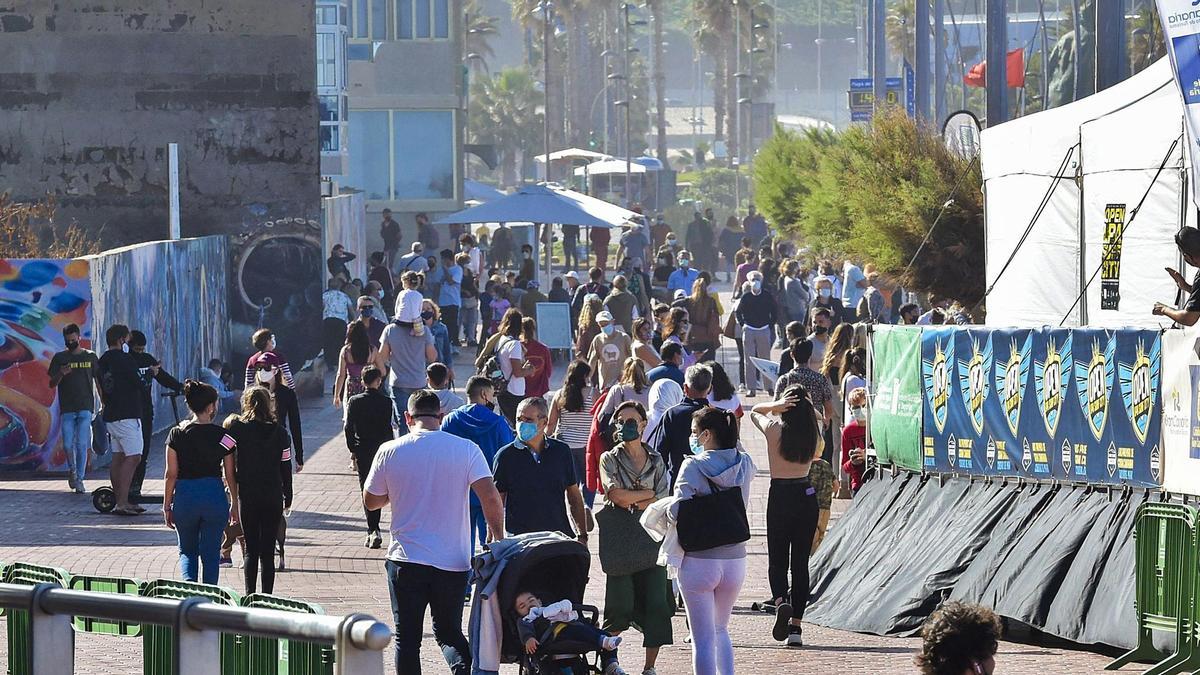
top-left (515, 591), bottom-right (622, 655)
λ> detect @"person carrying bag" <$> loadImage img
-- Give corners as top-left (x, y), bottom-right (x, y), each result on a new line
top-left (597, 401), bottom-right (674, 674)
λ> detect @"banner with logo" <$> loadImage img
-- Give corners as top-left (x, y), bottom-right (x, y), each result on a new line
top-left (1156, 0), bottom-right (1200, 209)
top-left (869, 326), bottom-right (923, 472)
top-left (919, 326), bottom-right (1162, 486)
top-left (1162, 328), bottom-right (1200, 494)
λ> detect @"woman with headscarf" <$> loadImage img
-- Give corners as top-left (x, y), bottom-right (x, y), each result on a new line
top-left (643, 378), bottom-right (684, 444)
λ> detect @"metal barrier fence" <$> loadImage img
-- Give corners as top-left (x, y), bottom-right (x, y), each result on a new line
top-left (0, 583), bottom-right (390, 675)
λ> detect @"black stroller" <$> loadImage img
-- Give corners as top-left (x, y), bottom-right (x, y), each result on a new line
top-left (468, 532), bottom-right (612, 675)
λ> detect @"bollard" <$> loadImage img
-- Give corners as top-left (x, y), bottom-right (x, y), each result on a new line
top-left (27, 583), bottom-right (74, 675)
top-left (174, 597), bottom-right (220, 675)
top-left (334, 614), bottom-right (389, 675)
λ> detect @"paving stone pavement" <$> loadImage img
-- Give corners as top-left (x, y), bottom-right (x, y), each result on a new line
top-left (0, 326), bottom-right (1135, 673)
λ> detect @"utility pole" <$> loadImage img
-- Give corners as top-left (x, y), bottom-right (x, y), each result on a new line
top-left (602, 9), bottom-right (610, 155)
top-left (733, 0), bottom-right (741, 209)
top-left (915, 0), bottom-right (930, 121)
top-left (871, 0), bottom-right (885, 115)
top-left (624, 2), bottom-right (631, 205)
top-left (985, 0), bottom-right (1007, 125)
top-left (934, 0), bottom-right (945, 122)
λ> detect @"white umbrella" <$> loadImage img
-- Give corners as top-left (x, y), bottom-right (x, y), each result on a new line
top-left (435, 183), bottom-right (637, 229)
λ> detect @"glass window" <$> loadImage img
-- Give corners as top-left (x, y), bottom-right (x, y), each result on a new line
top-left (320, 124), bottom-right (340, 152)
top-left (316, 6), bottom-right (335, 24)
top-left (317, 33), bottom-right (337, 87)
top-left (397, 0), bottom-right (412, 39)
top-left (348, 43), bottom-right (372, 60)
top-left (392, 111), bottom-right (454, 200)
top-left (433, 0), bottom-right (448, 38)
top-left (353, 0), bottom-right (368, 37)
top-left (415, 0), bottom-right (430, 38)
top-left (319, 95), bottom-right (340, 122)
top-left (347, 111), bottom-right (390, 200)
top-left (371, 0), bottom-right (387, 39)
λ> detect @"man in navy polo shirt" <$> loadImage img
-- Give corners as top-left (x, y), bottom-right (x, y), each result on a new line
top-left (492, 397), bottom-right (588, 542)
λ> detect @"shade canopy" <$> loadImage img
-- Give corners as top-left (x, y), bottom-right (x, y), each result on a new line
top-left (464, 179), bottom-right (505, 203)
top-left (533, 148), bottom-right (612, 164)
top-left (574, 158), bottom-right (653, 176)
top-left (434, 183), bottom-right (638, 229)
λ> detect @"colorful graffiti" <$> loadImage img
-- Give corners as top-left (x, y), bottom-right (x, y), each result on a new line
top-left (0, 259), bottom-right (92, 472)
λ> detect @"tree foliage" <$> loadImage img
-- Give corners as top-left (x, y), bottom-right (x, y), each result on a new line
top-left (680, 167), bottom-right (750, 214)
top-left (0, 194), bottom-right (98, 259)
top-left (753, 110), bottom-right (984, 304)
top-left (468, 67), bottom-right (545, 186)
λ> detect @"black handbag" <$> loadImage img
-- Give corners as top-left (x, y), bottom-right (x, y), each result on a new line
top-left (676, 476), bottom-right (751, 552)
top-left (595, 462), bottom-right (662, 576)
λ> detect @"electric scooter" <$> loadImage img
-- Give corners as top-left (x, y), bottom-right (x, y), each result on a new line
top-left (91, 390), bottom-right (182, 514)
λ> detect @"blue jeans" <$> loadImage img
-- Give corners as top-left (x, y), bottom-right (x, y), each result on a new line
top-left (392, 387), bottom-right (418, 435)
top-left (386, 560), bottom-right (470, 675)
top-left (60, 410), bottom-right (92, 484)
top-left (172, 478), bottom-right (229, 584)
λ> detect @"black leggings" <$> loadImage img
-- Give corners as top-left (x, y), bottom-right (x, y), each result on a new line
top-left (766, 477), bottom-right (819, 619)
top-left (240, 498), bottom-right (284, 595)
top-left (354, 451), bottom-right (382, 534)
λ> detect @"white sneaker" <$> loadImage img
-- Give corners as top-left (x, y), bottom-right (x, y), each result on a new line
top-left (642, 669), bottom-right (658, 675)
top-left (786, 625), bottom-right (803, 647)
top-left (603, 663), bottom-right (627, 675)
top-left (601, 635), bottom-right (622, 651)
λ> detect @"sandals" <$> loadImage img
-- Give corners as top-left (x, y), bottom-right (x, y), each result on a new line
top-left (113, 507), bottom-right (142, 516)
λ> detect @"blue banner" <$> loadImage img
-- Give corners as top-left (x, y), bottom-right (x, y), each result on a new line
top-left (919, 326), bottom-right (1162, 486)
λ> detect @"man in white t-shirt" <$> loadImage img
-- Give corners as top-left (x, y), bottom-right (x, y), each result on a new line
top-left (841, 259), bottom-right (866, 322)
top-left (364, 390), bottom-right (505, 674)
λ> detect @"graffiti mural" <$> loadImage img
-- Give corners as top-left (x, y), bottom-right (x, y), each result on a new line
top-left (229, 218), bottom-right (323, 372)
top-left (0, 259), bottom-right (92, 472)
top-left (88, 237), bottom-right (231, 435)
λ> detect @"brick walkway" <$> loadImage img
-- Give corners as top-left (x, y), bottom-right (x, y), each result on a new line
top-left (0, 317), bottom-right (1131, 673)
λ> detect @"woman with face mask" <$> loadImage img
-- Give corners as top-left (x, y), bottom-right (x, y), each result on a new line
top-left (250, 353), bottom-right (302, 569)
top-left (597, 401), bottom-right (674, 675)
top-left (547, 360), bottom-right (597, 508)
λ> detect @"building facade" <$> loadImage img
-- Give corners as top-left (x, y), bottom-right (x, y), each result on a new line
top-left (318, 0), bottom-right (351, 176)
top-left (338, 0), bottom-right (465, 251)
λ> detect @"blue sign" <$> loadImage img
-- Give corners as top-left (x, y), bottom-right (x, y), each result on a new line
top-left (904, 59), bottom-right (916, 118)
top-left (920, 326), bottom-right (1163, 486)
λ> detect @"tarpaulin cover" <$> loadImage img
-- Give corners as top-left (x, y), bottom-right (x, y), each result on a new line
top-left (807, 471), bottom-right (1144, 649)
top-left (919, 326), bottom-right (1163, 486)
top-left (1162, 327), bottom-right (1200, 494)
top-left (870, 326), bottom-right (924, 472)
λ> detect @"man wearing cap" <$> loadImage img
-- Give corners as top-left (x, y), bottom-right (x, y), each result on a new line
top-left (603, 275), bottom-right (638, 334)
top-left (667, 251), bottom-right (700, 297)
top-left (619, 220), bottom-right (650, 266)
top-left (1156, 226), bottom-right (1200, 326)
top-left (587, 310), bottom-right (632, 391)
top-left (519, 279), bottom-right (548, 318)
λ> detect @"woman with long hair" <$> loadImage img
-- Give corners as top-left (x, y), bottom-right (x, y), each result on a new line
top-left (660, 307), bottom-right (696, 368)
top-left (224, 386), bottom-right (291, 594)
top-left (494, 308), bottom-right (533, 425)
top-left (576, 294), bottom-right (605, 359)
top-left (706, 361), bottom-right (743, 421)
top-left (598, 401), bottom-right (674, 674)
top-left (683, 275), bottom-right (721, 363)
top-left (673, 407), bottom-right (755, 674)
top-left (840, 346), bottom-right (868, 414)
top-left (631, 317), bottom-right (661, 370)
top-left (548, 360), bottom-right (597, 507)
top-left (750, 384), bottom-right (822, 647)
top-left (821, 323), bottom-right (854, 387)
top-left (598, 357), bottom-right (652, 422)
top-left (422, 298), bottom-right (453, 367)
top-left (163, 380), bottom-right (239, 584)
top-left (334, 320), bottom-right (378, 411)
top-left (248, 354), bottom-right (302, 569)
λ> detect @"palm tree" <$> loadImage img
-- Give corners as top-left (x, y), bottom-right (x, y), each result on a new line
top-left (690, 0), bottom-right (733, 157)
top-left (886, 0), bottom-right (916, 65)
top-left (464, 0), bottom-right (499, 75)
top-left (469, 67), bottom-right (546, 186)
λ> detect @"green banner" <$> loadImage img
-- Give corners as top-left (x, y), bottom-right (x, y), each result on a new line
top-left (870, 326), bottom-right (924, 471)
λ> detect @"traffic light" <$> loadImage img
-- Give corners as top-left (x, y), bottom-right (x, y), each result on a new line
top-left (588, 132), bottom-right (598, 149)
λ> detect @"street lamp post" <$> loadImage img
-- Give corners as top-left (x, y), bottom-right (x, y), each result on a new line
top-left (539, 1), bottom-right (553, 281)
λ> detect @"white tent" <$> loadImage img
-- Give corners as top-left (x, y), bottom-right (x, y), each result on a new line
top-left (982, 58), bottom-right (1189, 329)
top-left (574, 159), bottom-right (652, 176)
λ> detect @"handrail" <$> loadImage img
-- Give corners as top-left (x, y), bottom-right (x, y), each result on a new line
top-left (0, 583), bottom-right (390, 674)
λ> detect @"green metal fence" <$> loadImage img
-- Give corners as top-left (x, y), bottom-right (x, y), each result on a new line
top-left (140, 579), bottom-right (241, 675)
top-left (4, 563), bottom-right (71, 675)
top-left (1107, 502), bottom-right (1200, 674)
top-left (239, 594), bottom-right (334, 675)
top-left (69, 575), bottom-right (143, 637)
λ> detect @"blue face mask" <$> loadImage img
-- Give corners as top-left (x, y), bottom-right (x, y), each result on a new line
top-left (689, 435), bottom-right (705, 455)
top-left (602, 324), bottom-right (615, 335)
top-left (517, 421), bottom-right (539, 443)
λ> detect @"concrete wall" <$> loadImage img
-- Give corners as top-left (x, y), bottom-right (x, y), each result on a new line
top-left (0, 1), bottom-right (320, 247)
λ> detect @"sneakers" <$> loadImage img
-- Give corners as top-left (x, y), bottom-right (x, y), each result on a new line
top-left (642, 669), bottom-right (658, 675)
top-left (219, 558), bottom-right (233, 568)
top-left (772, 602), bottom-right (793, 642)
top-left (366, 531), bottom-right (383, 549)
top-left (600, 635), bottom-right (622, 651)
top-left (67, 477), bottom-right (78, 492)
top-left (737, 384), bottom-right (749, 394)
top-left (786, 625), bottom-right (803, 647)
top-left (602, 663), bottom-right (627, 675)
top-left (748, 390), bottom-right (757, 398)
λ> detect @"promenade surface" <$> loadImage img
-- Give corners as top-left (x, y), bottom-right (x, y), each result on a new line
top-left (0, 302), bottom-right (1126, 673)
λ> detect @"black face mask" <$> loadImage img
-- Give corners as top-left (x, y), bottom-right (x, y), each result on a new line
top-left (484, 400), bottom-right (497, 412)
top-left (421, 310), bottom-right (435, 321)
top-left (813, 325), bottom-right (828, 336)
top-left (65, 340), bottom-right (79, 351)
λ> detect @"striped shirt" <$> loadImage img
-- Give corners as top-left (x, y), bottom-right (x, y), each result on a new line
top-left (552, 387), bottom-right (595, 449)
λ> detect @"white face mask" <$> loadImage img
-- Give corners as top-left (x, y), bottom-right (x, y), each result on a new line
top-left (256, 369), bottom-right (275, 384)
top-left (819, 288), bottom-right (832, 298)
top-left (268, 337), bottom-right (277, 351)
top-left (121, 343), bottom-right (129, 353)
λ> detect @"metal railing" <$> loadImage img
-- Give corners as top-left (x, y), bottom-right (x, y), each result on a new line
top-left (0, 582), bottom-right (391, 674)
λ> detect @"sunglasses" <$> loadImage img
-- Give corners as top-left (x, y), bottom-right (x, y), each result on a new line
top-left (255, 364), bottom-right (276, 372)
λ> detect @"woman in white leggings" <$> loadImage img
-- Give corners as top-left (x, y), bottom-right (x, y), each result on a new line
top-left (672, 406), bottom-right (756, 674)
